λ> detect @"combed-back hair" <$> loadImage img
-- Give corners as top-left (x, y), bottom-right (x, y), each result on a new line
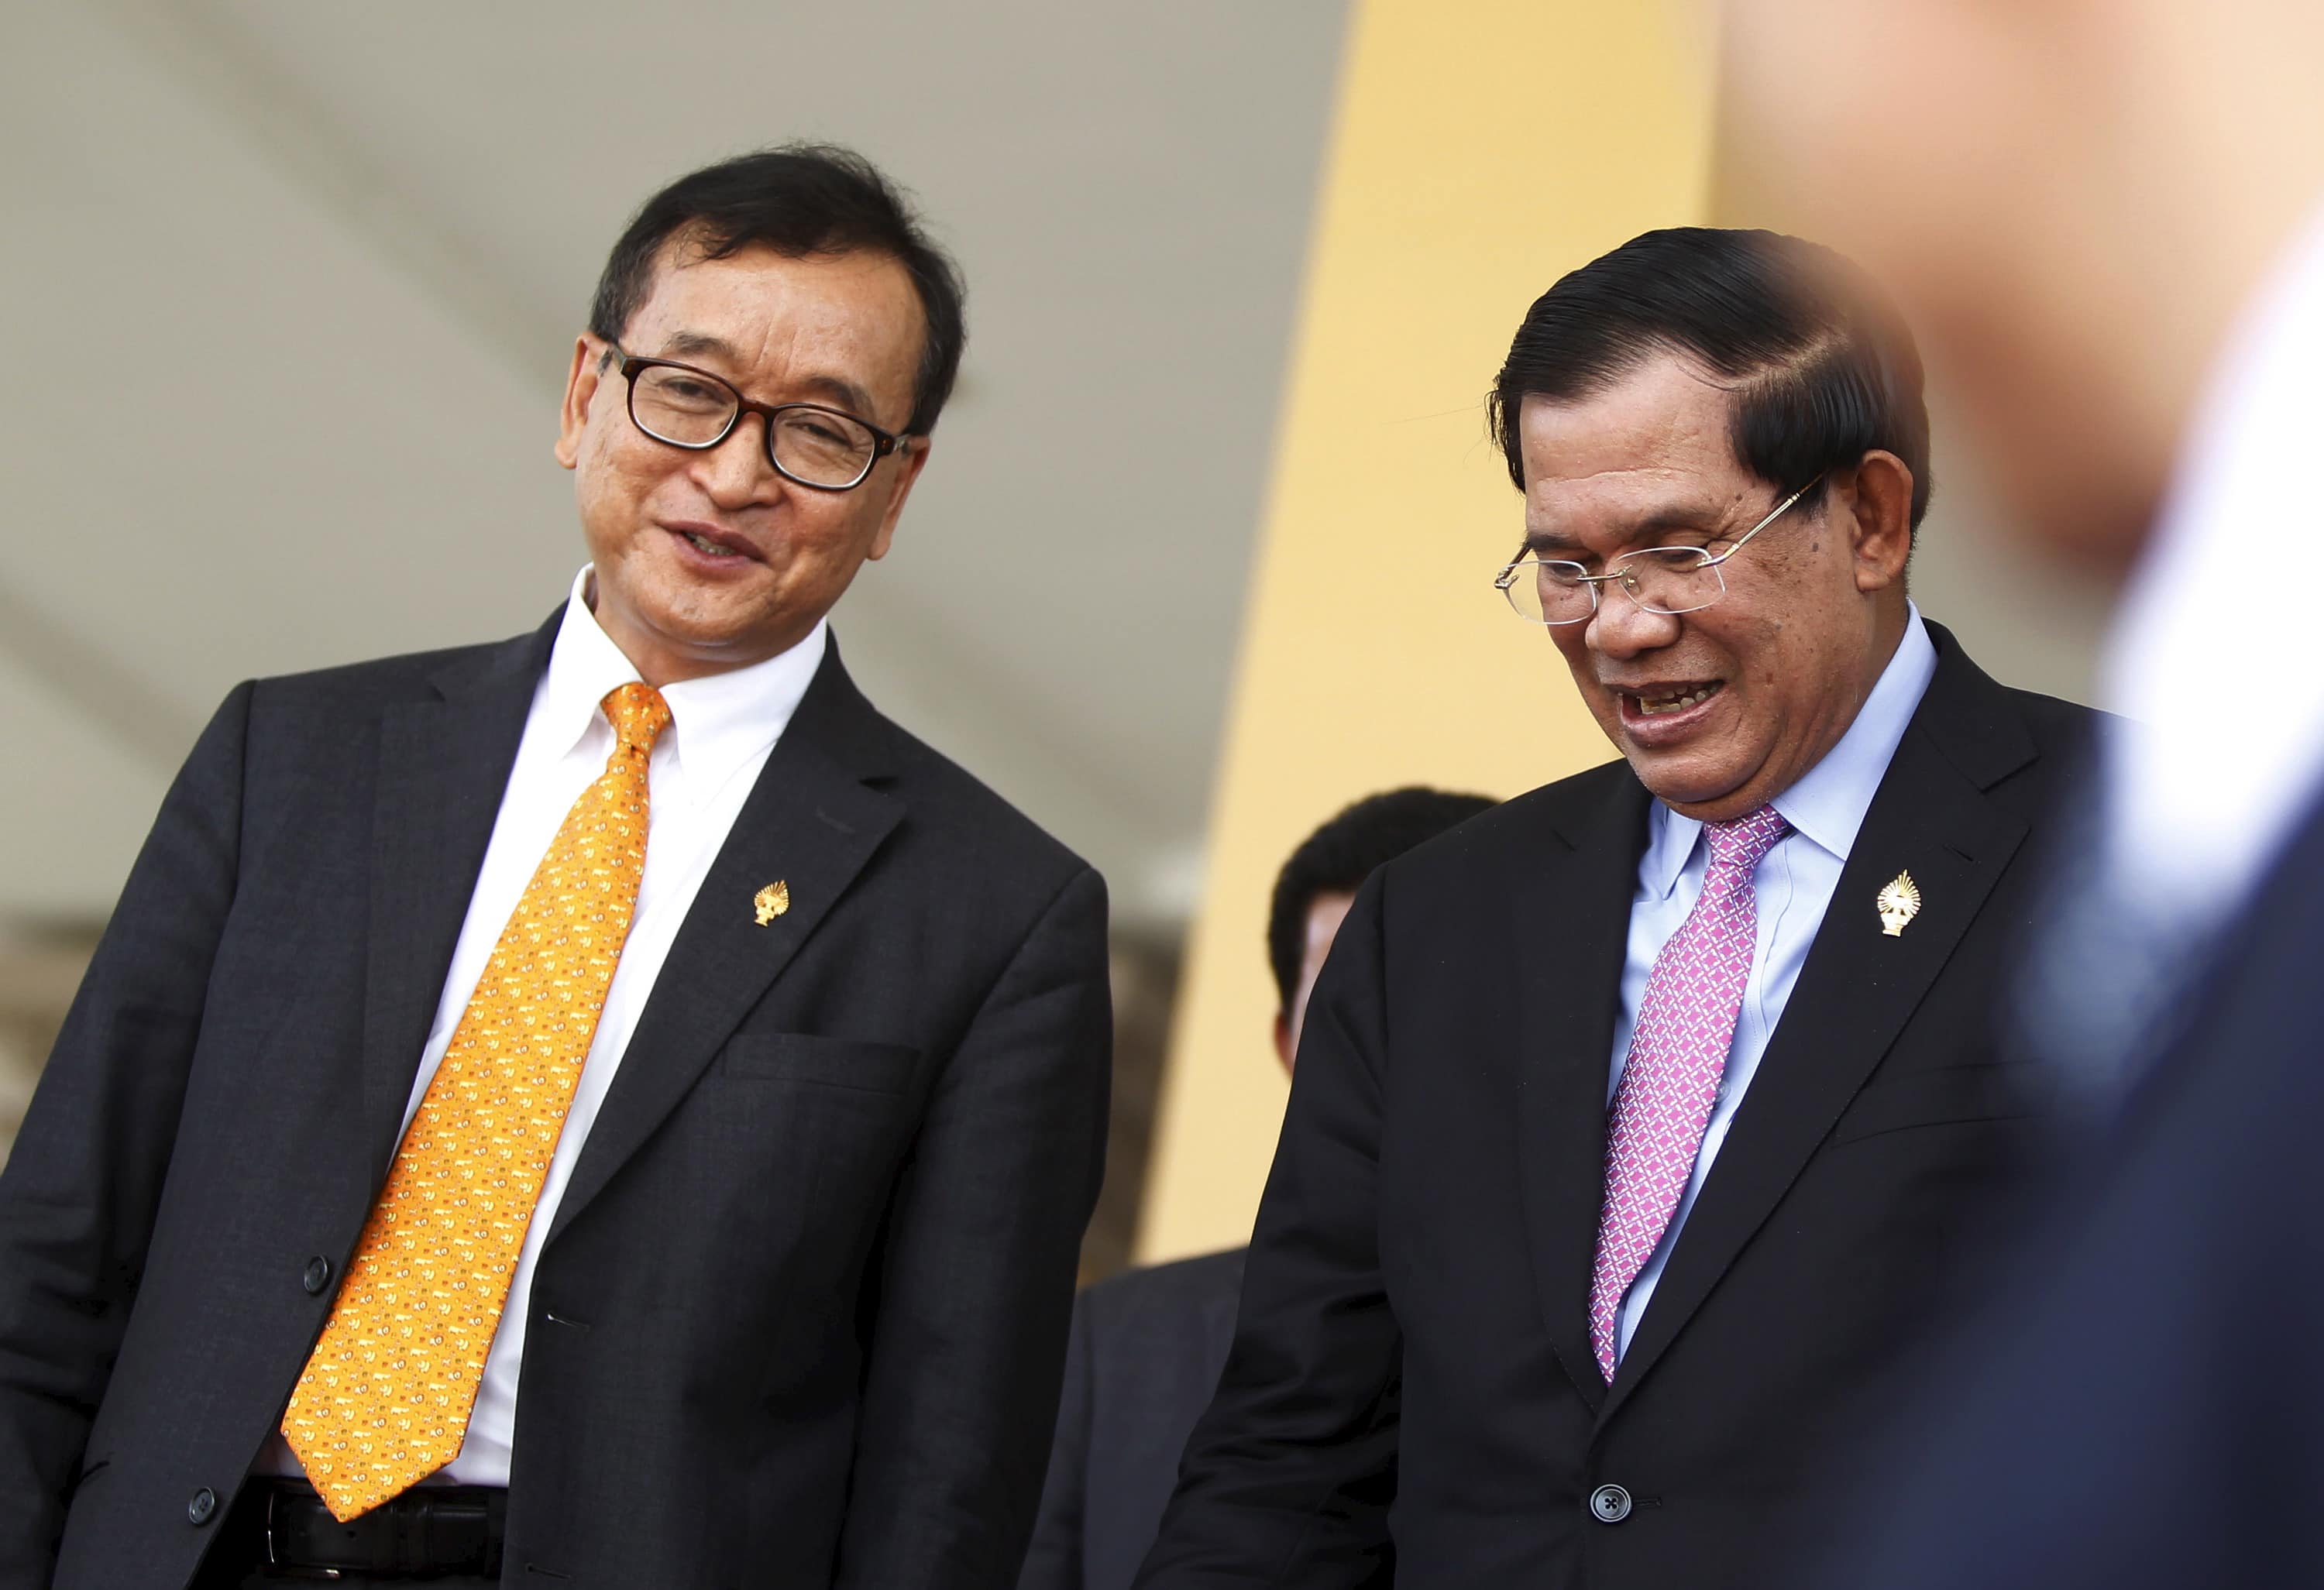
top-left (1267, 788), bottom-right (1499, 1014)
top-left (1487, 227), bottom-right (1931, 527)
top-left (589, 143), bottom-right (967, 437)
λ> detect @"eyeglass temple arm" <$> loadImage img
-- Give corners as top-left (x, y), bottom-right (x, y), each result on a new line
top-left (1693, 473), bottom-right (1825, 571)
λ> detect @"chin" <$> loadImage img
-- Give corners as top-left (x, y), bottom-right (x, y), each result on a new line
top-left (1631, 756), bottom-right (1750, 815)
top-left (641, 572), bottom-right (758, 628)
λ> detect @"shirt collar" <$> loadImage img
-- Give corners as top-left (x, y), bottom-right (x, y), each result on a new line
top-left (541, 565), bottom-right (828, 808)
top-left (1640, 603), bottom-right (1938, 898)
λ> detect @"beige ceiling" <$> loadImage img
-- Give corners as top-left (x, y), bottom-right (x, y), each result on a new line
top-left (0, 0), bottom-right (1351, 927)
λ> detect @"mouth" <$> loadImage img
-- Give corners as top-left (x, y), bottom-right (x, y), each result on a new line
top-left (1625, 680), bottom-right (1722, 716)
top-left (1612, 678), bottom-right (1726, 743)
top-left (662, 520), bottom-right (762, 564)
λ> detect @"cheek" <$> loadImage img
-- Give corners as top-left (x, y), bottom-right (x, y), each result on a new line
top-left (585, 424), bottom-right (632, 479)
top-left (1735, 610), bottom-right (1843, 747)
top-left (1697, 610), bottom-right (1784, 705)
top-left (799, 500), bottom-right (892, 569)
top-left (1548, 627), bottom-right (1600, 686)
top-left (579, 438), bottom-right (676, 533)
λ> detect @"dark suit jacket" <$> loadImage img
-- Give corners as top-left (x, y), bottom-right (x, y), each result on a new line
top-left (1136, 626), bottom-right (2089, 1590)
top-left (0, 613), bottom-right (1113, 1590)
top-left (1808, 787), bottom-right (2324, 1589)
top-left (1019, 1249), bottom-right (1248, 1590)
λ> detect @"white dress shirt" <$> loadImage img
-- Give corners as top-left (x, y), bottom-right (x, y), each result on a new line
top-left (2098, 199), bottom-right (2324, 942)
top-left (1605, 605), bottom-right (1937, 1362)
top-left (264, 567), bottom-right (826, 1485)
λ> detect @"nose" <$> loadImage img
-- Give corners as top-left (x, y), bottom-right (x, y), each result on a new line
top-left (689, 411), bottom-right (786, 508)
top-left (1584, 582), bottom-right (1680, 661)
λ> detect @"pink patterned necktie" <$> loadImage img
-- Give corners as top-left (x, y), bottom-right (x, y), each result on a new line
top-left (1588, 803), bottom-right (1789, 1382)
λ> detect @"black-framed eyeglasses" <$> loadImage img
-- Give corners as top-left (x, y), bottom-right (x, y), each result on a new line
top-left (1492, 474), bottom-right (1825, 626)
top-left (610, 348), bottom-right (912, 492)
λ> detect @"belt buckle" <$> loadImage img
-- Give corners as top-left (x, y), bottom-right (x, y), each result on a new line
top-left (263, 1488), bottom-right (342, 1581)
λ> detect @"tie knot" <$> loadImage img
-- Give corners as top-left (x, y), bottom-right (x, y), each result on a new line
top-left (1705, 804), bottom-right (1789, 874)
top-left (602, 682), bottom-right (672, 754)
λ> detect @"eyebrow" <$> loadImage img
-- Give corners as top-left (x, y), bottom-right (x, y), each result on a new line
top-left (1522, 503), bottom-right (1725, 557)
top-left (651, 331), bottom-right (886, 427)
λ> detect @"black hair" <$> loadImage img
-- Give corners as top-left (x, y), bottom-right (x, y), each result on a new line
top-left (588, 143), bottom-right (967, 437)
top-left (1267, 787), bottom-right (1498, 1014)
top-left (1487, 227), bottom-right (1931, 527)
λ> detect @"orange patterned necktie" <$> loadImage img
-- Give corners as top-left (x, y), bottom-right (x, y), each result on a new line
top-left (282, 682), bottom-right (671, 1520)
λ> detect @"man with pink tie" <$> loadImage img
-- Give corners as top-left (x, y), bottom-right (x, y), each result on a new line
top-left (1136, 227), bottom-right (2093, 1590)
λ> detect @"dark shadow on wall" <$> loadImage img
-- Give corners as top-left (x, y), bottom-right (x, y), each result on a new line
top-left (1082, 929), bottom-right (1184, 1284)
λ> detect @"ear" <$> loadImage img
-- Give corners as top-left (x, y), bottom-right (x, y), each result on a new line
top-left (555, 336), bottom-right (604, 471)
top-left (1272, 1011), bottom-right (1296, 1077)
top-left (1844, 448), bottom-right (1915, 593)
top-left (863, 435), bottom-right (934, 563)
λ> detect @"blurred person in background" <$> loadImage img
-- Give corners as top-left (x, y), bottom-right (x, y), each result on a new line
top-left (1136, 228), bottom-right (2094, 1590)
top-left (1021, 787), bottom-right (1494, 1590)
top-left (0, 144), bottom-right (1112, 1590)
top-left (1722, 0), bottom-right (2324, 1584)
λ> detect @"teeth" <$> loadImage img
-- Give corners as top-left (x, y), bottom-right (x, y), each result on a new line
top-left (683, 531), bottom-right (740, 558)
top-left (1635, 684), bottom-right (1717, 716)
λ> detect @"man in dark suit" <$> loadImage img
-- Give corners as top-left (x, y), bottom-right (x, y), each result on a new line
top-left (1135, 228), bottom-right (2091, 1589)
top-left (1715, 2), bottom-right (2324, 1582)
top-left (1022, 788), bottom-right (1491, 1590)
top-left (0, 145), bottom-right (1112, 1590)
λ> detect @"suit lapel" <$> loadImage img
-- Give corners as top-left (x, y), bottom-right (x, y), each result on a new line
top-left (360, 617), bottom-right (558, 1187)
top-left (1511, 766), bottom-right (1653, 1412)
top-left (1597, 633), bottom-right (2037, 1423)
top-left (545, 645), bottom-right (903, 1245)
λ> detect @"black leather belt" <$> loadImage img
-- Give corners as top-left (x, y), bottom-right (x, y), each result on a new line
top-left (246, 1478), bottom-right (507, 1579)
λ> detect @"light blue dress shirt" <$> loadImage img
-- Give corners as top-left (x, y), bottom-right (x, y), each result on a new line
top-left (1606, 604), bottom-right (1937, 1362)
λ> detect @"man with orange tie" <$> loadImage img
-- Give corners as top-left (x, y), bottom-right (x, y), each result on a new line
top-left (0, 144), bottom-right (1112, 1589)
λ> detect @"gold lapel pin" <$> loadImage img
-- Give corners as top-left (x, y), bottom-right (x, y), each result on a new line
top-left (1875, 871), bottom-right (1922, 936)
top-left (754, 881), bottom-right (791, 925)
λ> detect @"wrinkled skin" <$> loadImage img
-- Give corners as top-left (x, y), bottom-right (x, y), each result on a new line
top-left (1518, 352), bottom-right (1914, 821)
top-left (555, 242), bottom-right (931, 685)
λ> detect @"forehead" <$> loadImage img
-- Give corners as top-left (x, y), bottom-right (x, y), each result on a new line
top-left (623, 242), bottom-right (925, 412)
top-left (1516, 353), bottom-right (1755, 536)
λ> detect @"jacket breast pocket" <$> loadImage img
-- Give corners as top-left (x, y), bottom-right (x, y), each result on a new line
top-left (1827, 1061), bottom-right (2051, 1148)
top-left (717, 1033), bottom-right (922, 1095)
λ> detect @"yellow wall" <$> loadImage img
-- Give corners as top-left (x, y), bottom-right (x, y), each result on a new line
top-left (1136, 0), bottom-right (1719, 1263)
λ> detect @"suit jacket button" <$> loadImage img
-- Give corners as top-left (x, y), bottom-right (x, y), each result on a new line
top-left (1589, 1483), bottom-right (1632, 1524)
top-left (187, 1487), bottom-right (218, 1526)
top-left (303, 1257), bottom-right (332, 1296)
